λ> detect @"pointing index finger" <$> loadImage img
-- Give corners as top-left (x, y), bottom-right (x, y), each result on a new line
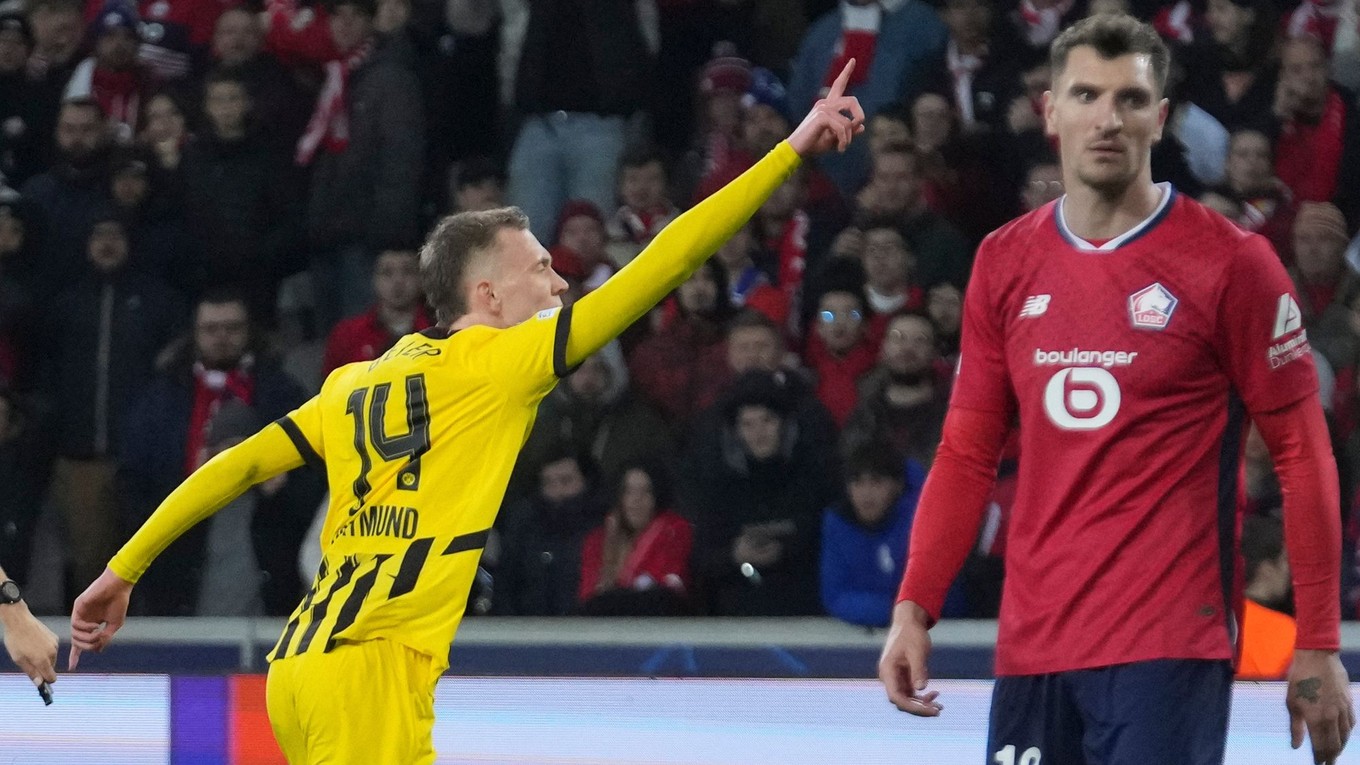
top-left (827, 58), bottom-right (855, 101)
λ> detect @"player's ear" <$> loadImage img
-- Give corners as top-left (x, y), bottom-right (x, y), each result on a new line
top-left (1151, 97), bottom-right (1170, 144)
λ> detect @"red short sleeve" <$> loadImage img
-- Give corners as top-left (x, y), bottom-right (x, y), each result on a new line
top-left (1217, 235), bottom-right (1319, 415)
top-left (949, 238), bottom-right (1016, 416)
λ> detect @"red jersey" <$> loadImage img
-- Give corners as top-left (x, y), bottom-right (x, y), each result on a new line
top-left (954, 185), bottom-right (1318, 676)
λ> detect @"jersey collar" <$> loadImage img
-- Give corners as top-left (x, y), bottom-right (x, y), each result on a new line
top-left (1054, 182), bottom-right (1175, 252)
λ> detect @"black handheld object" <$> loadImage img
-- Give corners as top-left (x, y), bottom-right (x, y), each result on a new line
top-left (37, 681), bottom-right (52, 705)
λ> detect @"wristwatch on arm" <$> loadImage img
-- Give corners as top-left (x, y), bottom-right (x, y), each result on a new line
top-left (0, 579), bottom-right (22, 606)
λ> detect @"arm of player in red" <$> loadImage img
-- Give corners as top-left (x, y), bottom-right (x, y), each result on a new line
top-left (69, 402), bottom-right (323, 669)
top-left (1254, 398), bottom-right (1355, 762)
top-left (878, 406), bottom-right (1008, 716)
top-left (563, 60), bottom-right (864, 366)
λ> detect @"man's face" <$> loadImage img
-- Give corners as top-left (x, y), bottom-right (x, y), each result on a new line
top-left (926, 284), bottom-right (962, 336)
top-left (567, 353), bottom-right (611, 403)
top-left (329, 4), bottom-right (373, 54)
top-left (869, 152), bottom-right (922, 214)
top-left (1205, 0), bottom-right (1254, 47)
top-left (760, 174), bottom-right (803, 220)
top-left (194, 301), bottom-right (251, 369)
top-left (111, 170), bottom-right (148, 209)
top-left (558, 215), bottom-right (606, 263)
top-left (1044, 47), bottom-right (1166, 196)
top-left (677, 267), bottom-right (718, 316)
top-left (373, 250), bottom-right (420, 312)
top-left (1279, 38), bottom-right (1330, 116)
top-left (28, 4), bottom-right (81, 62)
top-left (816, 291), bottom-right (865, 354)
top-left (881, 315), bottom-right (937, 376)
top-left (95, 27), bottom-right (139, 70)
top-left (56, 104), bottom-right (106, 160)
top-left (0, 29), bottom-right (30, 73)
top-left (87, 221), bottom-right (128, 273)
top-left (863, 228), bottom-right (913, 292)
top-left (848, 473), bottom-right (902, 526)
top-left (1224, 130), bottom-right (1272, 193)
top-left (1294, 227), bottom-right (1344, 285)
top-left (911, 93), bottom-right (953, 154)
top-left (943, 0), bottom-right (991, 46)
top-left (736, 404), bottom-right (782, 460)
top-left (727, 325), bottom-right (782, 375)
top-left (540, 458), bottom-right (585, 504)
top-left (212, 9), bottom-right (261, 66)
top-left (485, 227), bottom-right (567, 326)
top-left (742, 103), bottom-right (790, 155)
top-left (455, 180), bottom-right (503, 213)
top-left (620, 161), bottom-right (666, 212)
top-left (867, 114), bottom-right (910, 157)
top-left (204, 81), bottom-right (250, 135)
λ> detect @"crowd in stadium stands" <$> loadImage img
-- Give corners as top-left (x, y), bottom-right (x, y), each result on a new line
top-left (0, 0), bottom-right (1356, 627)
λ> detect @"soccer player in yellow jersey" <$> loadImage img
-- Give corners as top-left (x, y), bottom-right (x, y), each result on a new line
top-left (68, 62), bottom-right (865, 763)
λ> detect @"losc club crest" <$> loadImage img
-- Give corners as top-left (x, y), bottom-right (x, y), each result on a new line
top-left (1128, 283), bottom-right (1178, 330)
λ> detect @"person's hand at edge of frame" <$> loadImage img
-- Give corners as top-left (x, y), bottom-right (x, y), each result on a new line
top-left (2, 599), bottom-right (58, 691)
top-left (68, 567), bottom-right (134, 670)
top-left (878, 599), bottom-right (944, 717)
top-left (1287, 648), bottom-right (1355, 765)
top-left (787, 59), bottom-right (867, 158)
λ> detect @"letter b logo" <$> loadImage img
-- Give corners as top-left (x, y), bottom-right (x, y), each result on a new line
top-left (1043, 367), bottom-right (1120, 430)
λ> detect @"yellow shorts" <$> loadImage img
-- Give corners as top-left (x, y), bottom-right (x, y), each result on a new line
top-left (266, 638), bottom-right (441, 764)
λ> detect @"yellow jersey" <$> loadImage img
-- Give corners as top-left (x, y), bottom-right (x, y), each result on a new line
top-left (108, 141), bottom-right (802, 666)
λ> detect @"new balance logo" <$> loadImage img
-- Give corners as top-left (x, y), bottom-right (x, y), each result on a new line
top-left (1020, 294), bottom-right (1051, 318)
top-left (1273, 293), bottom-right (1302, 339)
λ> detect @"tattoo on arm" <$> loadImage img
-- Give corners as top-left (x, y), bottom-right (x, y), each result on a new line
top-left (1297, 677), bottom-right (1322, 703)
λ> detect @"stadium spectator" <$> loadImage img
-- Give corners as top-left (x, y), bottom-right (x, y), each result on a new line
top-left (1272, 35), bottom-right (1360, 228)
top-left (0, 13), bottom-right (46, 188)
top-left (302, 0), bottom-right (425, 331)
top-left (320, 249), bottom-right (431, 376)
top-left (1209, 128), bottom-right (1295, 257)
top-left (712, 224), bottom-right (788, 327)
top-left (687, 370), bottom-right (837, 616)
top-left (40, 213), bottom-right (182, 600)
top-left (805, 287), bottom-right (877, 426)
top-left (1178, 0), bottom-right (1280, 134)
top-left (209, 7), bottom-right (312, 151)
top-left (786, 0), bottom-right (947, 194)
top-left (447, 155), bottom-right (504, 214)
top-left (673, 47), bottom-right (752, 207)
top-left (505, 0), bottom-right (656, 243)
top-left (1018, 156), bottom-right (1062, 212)
top-left (65, 3), bottom-right (152, 143)
top-left (628, 260), bottom-right (733, 427)
top-left (1237, 513), bottom-right (1297, 680)
top-left (935, 0), bottom-right (1023, 134)
top-left (608, 145), bottom-right (679, 266)
top-left (1291, 202), bottom-right (1357, 374)
top-left (84, 0), bottom-right (229, 82)
top-left (852, 144), bottom-right (971, 289)
top-left (821, 445), bottom-right (923, 627)
top-left (494, 449), bottom-right (603, 616)
top-left (20, 98), bottom-right (112, 294)
top-left (107, 149), bottom-right (195, 294)
top-left (550, 200), bottom-right (615, 293)
top-left (26, 0), bottom-right (84, 137)
top-left (925, 282), bottom-right (962, 365)
top-left (578, 460), bottom-right (692, 615)
top-left (181, 68), bottom-right (303, 316)
top-left (116, 290), bottom-right (312, 616)
top-left (842, 313), bottom-right (947, 467)
top-left (511, 341), bottom-right (673, 505)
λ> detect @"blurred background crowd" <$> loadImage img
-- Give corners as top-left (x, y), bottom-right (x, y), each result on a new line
top-left (0, 0), bottom-right (1355, 628)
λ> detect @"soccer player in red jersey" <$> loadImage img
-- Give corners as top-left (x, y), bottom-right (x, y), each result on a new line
top-left (878, 14), bottom-right (1354, 764)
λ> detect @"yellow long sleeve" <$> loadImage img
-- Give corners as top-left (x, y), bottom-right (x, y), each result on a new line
top-left (108, 423), bottom-right (305, 583)
top-left (564, 141), bottom-right (801, 366)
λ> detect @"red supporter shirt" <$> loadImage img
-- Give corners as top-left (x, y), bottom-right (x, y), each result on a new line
top-left (953, 185), bottom-right (1318, 675)
top-left (322, 306), bottom-right (433, 376)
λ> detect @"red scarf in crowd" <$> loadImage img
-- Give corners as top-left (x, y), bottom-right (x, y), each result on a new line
top-left (185, 361), bottom-right (256, 476)
top-left (1275, 90), bottom-right (1347, 204)
top-left (769, 210), bottom-right (810, 293)
top-left (91, 66), bottom-right (142, 137)
top-left (822, 3), bottom-right (878, 96)
top-left (295, 38), bottom-right (374, 165)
